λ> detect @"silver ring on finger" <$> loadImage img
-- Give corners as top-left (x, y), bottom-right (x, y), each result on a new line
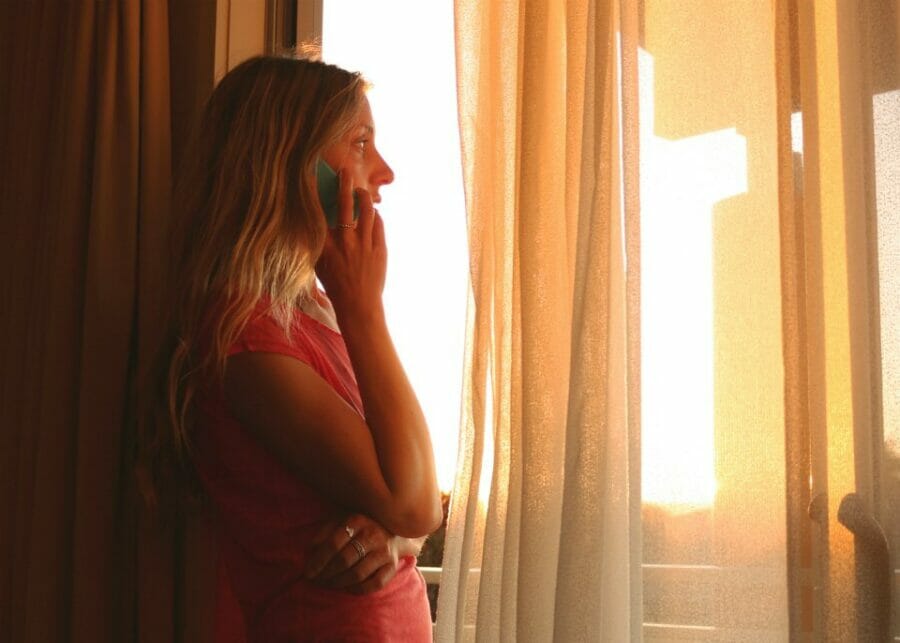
top-left (337, 222), bottom-right (355, 229)
top-left (349, 538), bottom-right (366, 563)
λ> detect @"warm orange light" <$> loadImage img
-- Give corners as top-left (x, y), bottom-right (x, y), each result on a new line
top-left (638, 48), bottom-right (746, 511)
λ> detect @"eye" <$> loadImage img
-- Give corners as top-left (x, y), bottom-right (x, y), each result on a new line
top-left (354, 138), bottom-right (369, 152)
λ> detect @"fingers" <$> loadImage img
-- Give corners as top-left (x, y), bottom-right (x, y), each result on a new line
top-left (317, 536), bottom-right (368, 581)
top-left (324, 548), bottom-right (386, 589)
top-left (355, 188), bottom-right (375, 240)
top-left (371, 207), bottom-right (385, 251)
top-left (304, 520), bottom-right (356, 579)
top-left (304, 514), bottom-right (403, 595)
top-left (337, 169), bottom-right (355, 229)
top-left (332, 172), bottom-right (377, 245)
top-left (349, 563), bottom-right (397, 595)
top-left (319, 540), bottom-right (399, 593)
top-left (305, 515), bottom-right (377, 580)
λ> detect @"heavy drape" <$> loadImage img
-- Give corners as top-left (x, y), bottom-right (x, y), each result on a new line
top-left (0, 3), bottom-right (215, 641)
top-left (439, 0), bottom-right (898, 640)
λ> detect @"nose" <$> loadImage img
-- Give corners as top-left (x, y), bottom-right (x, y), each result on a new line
top-left (372, 151), bottom-right (394, 191)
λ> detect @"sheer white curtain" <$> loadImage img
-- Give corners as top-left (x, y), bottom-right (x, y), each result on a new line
top-left (438, 0), bottom-right (899, 640)
top-left (436, 1), bottom-right (639, 640)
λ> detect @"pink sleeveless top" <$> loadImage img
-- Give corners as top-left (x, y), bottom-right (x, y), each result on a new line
top-left (192, 298), bottom-right (432, 642)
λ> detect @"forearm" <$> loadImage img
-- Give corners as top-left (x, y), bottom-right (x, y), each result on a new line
top-left (337, 304), bottom-right (441, 533)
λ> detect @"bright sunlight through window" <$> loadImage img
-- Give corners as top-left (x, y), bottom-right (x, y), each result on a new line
top-left (639, 48), bottom-right (747, 511)
top-left (322, 12), bottom-right (750, 510)
top-left (322, 2), bottom-right (468, 492)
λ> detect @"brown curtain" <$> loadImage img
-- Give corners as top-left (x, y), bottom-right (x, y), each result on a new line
top-left (0, 2), bottom-right (215, 641)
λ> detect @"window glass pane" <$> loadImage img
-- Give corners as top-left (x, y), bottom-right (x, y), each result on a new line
top-left (871, 40), bottom-right (900, 643)
top-left (638, 4), bottom-right (789, 639)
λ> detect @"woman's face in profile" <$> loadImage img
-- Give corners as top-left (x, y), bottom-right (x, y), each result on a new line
top-left (321, 96), bottom-right (394, 204)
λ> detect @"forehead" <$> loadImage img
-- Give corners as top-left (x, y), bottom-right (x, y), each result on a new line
top-left (351, 95), bottom-right (375, 130)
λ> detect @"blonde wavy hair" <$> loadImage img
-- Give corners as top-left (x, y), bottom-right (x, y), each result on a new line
top-left (139, 55), bottom-right (366, 505)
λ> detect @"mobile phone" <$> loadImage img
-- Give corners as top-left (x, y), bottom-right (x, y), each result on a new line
top-left (316, 159), bottom-right (360, 228)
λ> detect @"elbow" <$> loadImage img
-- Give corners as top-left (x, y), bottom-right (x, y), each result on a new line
top-left (384, 495), bottom-right (444, 538)
top-left (420, 495), bottom-right (444, 534)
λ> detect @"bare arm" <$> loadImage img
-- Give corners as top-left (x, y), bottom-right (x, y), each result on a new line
top-left (337, 304), bottom-right (440, 524)
top-left (224, 181), bottom-right (441, 537)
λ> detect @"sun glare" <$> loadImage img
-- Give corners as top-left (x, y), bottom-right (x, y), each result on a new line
top-left (874, 88), bottom-right (900, 462)
top-left (322, 13), bottom-right (749, 508)
top-left (639, 48), bottom-right (747, 511)
top-left (322, 2), bottom-right (468, 492)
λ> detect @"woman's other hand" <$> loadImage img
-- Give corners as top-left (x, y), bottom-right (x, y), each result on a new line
top-left (303, 514), bottom-right (423, 595)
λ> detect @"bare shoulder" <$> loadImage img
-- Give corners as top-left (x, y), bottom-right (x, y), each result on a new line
top-left (224, 351), bottom-right (358, 435)
top-left (222, 351), bottom-right (392, 520)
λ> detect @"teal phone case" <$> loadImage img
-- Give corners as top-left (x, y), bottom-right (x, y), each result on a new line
top-left (316, 159), bottom-right (360, 228)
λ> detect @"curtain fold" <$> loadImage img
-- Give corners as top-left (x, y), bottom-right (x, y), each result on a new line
top-left (438, 1), bottom-right (637, 639)
top-left (552, 2), bottom-right (633, 640)
top-left (0, 3), bottom-right (215, 641)
top-left (441, 0), bottom-right (897, 640)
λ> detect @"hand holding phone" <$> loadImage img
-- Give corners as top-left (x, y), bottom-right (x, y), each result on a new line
top-left (316, 159), bottom-right (360, 228)
top-left (314, 171), bottom-right (387, 320)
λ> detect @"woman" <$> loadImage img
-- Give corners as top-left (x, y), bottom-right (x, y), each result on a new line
top-left (150, 55), bottom-right (442, 641)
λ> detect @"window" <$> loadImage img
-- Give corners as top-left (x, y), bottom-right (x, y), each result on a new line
top-left (318, 2), bottom-right (469, 494)
top-left (272, 2), bottom-right (899, 638)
